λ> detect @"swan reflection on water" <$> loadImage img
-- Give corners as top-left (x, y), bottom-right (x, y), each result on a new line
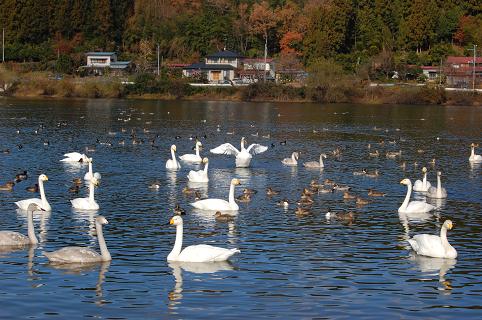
top-left (408, 253), bottom-right (456, 293)
top-left (16, 208), bottom-right (51, 244)
top-left (168, 261), bottom-right (235, 310)
top-left (46, 261), bottom-right (111, 305)
top-left (72, 208), bottom-right (100, 245)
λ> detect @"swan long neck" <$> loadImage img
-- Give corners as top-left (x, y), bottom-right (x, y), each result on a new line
top-left (440, 226), bottom-right (450, 249)
top-left (171, 148), bottom-right (177, 165)
top-left (168, 224), bottom-right (183, 260)
top-left (96, 221), bottom-right (111, 261)
top-left (240, 139), bottom-right (246, 151)
top-left (400, 182), bottom-right (412, 211)
top-left (203, 162), bottom-right (209, 173)
top-left (422, 172), bottom-right (427, 187)
top-left (437, 174), bottom-right (442, 195)
top-left (319, 154), bottom-right (324, 167)
top-left (228, 182), bottom-right (236, 204)
top-left (27, 210), bottom-right (38, 244)
top-left (89, 180), bottom-right (96, 201)
top-left (292, 153), bottom-right (297, 163)
top-left (88, 161), bottom-right (93, 175)
top-left (195, 144), bottom-right (200, 157)
top-left (471, 146), bottom-right (475, 157)
top-left (38, 177), bottom-right (47, 206)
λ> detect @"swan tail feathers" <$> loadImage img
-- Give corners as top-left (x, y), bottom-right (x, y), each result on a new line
top-left (407, 239), bottom-right (419, 253)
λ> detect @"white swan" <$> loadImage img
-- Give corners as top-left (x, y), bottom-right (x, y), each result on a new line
top-left (191, 178), bottom-right (240, 211)
top-left (166, 145), bottom-right (181, 170)
top-left (408, 220), bottom-right (457, 259)
top-left (469, 143), bottom-right (482, 162)
top-left (0, 203), bottom-right (40, 246)
top-left (187, 158), bottom-right (209, 183)
top-left (61, 152), bottom-right (89, 163)
top-left (303, 153), bottom-right (327, 168)
top-left (398, 178), bottom-right (435, 213)
top-left (180, 141), bottom-right (203, 163)
top-left (71, 177), bottom-right (100, 210)
top-left (210, 137), bottom-right (268, 168)
top-left (84, 158), bottom-right (102, 181)
top-left (413, 167), bottom-right (431, 192)
top-left (167, 216), bottom-right (240, 262)
top-left (44, 216), bottom-right (111, 263)
top-left (15, 174), bottom-right (51, 211)
top-left (427, 171), bottom-right (447, 199)
top-left (282, 152), bottom-right (299, 166)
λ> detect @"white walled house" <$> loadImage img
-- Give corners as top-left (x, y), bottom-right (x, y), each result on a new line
top-left (81, 52), bottom-right (131, 75)
top-left (183, 50), bottom-right (243, 83)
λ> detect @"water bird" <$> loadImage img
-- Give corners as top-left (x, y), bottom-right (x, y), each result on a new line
top-left (386, 150), bottom-right (402, 159)
top-left (44, 216), bottom-right (111, 263)
top-left (413, 167), bottom-right (431, 192)
top-left (408, 220), bottom-right (457, 259)
top-left (368, 189), bottom-right (385, 197)
top-left (180, 141), bottom-right (203, 163)
top-left (277, 199), bottom-right (289, 207)
top-left (427, 171), bottom-right (447, 199)
top-left (398, 179), bottom-right (435, 214)
top-left (15, 171), bottom-right (28, 182)
top-left (167, 216), bottom-right (239, 262)
top-left (26, 184), bottom-right (39, 193)
top-left (210, 137), bottom-right (268, 168)
top-left (243, 188), bottom-right (257, 195)
top-left (174, 204), bottom-right (186, 215)
top-left (182, 187), bottom-right (196, 194)
top-left (353, 168), bottom-right (367, 176)
top-left (84, 158), bottom-right (102, 181)
top-left (236, 193), bottom-right (251, 202)
top-left (325, 210), bottom-right (355, 223)
top-left (343, 192), bottom-right (356, 200)
top-left (295, 207), bottom-right (311, 217)
top-left (71, 177), bottom-right (100, 210)
top-left (68, 185), bottom-right (80, 193)
top-left (469, 143), bottom-right (482, 162)
top-left (280, 140), bottom-right (287, 145)
top-left (148, 182), bottom-right (161, 189)
top-left (333, 184), bottom-right (351, 191)
top-left (15, 174), bottom-right (51, 211)
top-left (215, 211), bottom-right (235, 222)
top-left (266, 187), bottom-right (279, 196)
top-left (303, 153), bottom-right (327, 168)
top-left (187, 157), bottom-right (209, 183)
top-left (0, 204), bottom-right (41, 246)
top-left (356, 197), bottom-right (370, 206)
top-left (61, 152), bottom-right (89, 163)
top-left (0, 181), bottom-right (15, 191)
top-left (282, 152), bottom-right (299, 166)
top-left (72, 177), bottom-right (82, 185)
top-left (369, 150), bottom-right (379, 157)
top-left (166, 145), bottom-right (181, 170)
top-left (191, 178), bottom-right (241, 211)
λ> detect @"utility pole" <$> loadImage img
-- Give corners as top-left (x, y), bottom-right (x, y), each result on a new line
top-left (263, 34), bottom-right (267, 83)
top-left (473, 44), bottom-right (477, 92)
top-left (2, 28), bottom-right (4, 63)
top-left (157, 44), bottom-right (160, 76)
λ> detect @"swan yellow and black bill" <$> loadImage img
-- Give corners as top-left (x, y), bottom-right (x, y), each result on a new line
top-left (169, 218), bottom-right (174, 224)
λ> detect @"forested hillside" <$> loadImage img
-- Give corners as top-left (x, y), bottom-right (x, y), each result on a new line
top-left (0, 0), bottom-right (481, 71)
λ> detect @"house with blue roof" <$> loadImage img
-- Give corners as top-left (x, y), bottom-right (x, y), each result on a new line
top-left (81, 52), bottom-right (132, 75)
top-left (182, 49), bottom-right (243, 83)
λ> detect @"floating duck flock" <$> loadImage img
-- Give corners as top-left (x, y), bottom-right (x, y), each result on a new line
top-left (1, 115), bottom-right (481, 266)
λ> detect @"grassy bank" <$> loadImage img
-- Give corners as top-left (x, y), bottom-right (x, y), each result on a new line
top-left (1, 69), bottom-right (480, 106)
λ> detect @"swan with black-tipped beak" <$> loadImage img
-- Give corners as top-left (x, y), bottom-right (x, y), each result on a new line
top-left (427, 171), bottom-right (447, 199)
top-left (398, 178), bottom-right (435, 214)
top-left (413, 167), bottom-right (431, 192)
top-left (84, 157), bottom-right (102, 181)
top-left (180, 141), bottom-right (203, 163)
top-left (71, 177), bottom-right (100, 210)
top-left (15, 174), bottom-right (51, 211)
top-left (0, 203), bottom-right (41, 246)
top-left (210, 137), bottom-right (268, 168)
top-left (187, 157), bottom-right (209, 183)
top-left (469, 143), bottom-right (482, 163)
top-left (408, 220), bottom-right (457, 259)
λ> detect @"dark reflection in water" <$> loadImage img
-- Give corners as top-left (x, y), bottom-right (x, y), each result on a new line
top-left (0, 99), bottom-right (481, 319)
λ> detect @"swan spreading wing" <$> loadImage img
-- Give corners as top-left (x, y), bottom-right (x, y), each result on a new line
top-left (210, 143), bottom-right (240, 156)
top-left (246, 144), bottom-right (268, 155)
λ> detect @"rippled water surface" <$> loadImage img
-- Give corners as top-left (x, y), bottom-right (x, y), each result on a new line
top-left (0, 99), bottom-right (481, 319)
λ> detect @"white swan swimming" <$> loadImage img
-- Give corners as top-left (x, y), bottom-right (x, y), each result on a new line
top-left (469, 143), bottom-right (482, 163)
top-left (61, 152), bottom-right (89, 163)
top-left (71, 177), bottom-right (100, 210)
top-left (303, 153), bottom-right (327, 168)
top-left (15, 174), bottom-right (51, 211)
top-left (167, 216), bottom-right (240, 262)
top-left (84, 158), bottom-right (102, 181)
top-left (187, 158), bottom-right (209, 183)
top-left (282, 152), bottom-right (299, 166)
top-left (44, 216), bottom-right (111, 263)
top-left (191, 178), bottom-right (240, 211)
top-left (210, 137), bottom-right (268, 168)
top-left (0, 203), bottom-right (40, 246)
top-left (427, 171), bottom-right (447, 199)
top-left (166, 145), bottom-right (181, 170)
top-left (180, 141), bottom-right (203, 163)
top-left (413, 167), bottom-right (431, 192)
top-left (408, 220), bottom-right (457, 259)
top-left (398, 178), bottom-right (435, 214)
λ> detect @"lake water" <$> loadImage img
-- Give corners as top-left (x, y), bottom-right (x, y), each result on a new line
top-left (0, 98), bottom-right (481, 319)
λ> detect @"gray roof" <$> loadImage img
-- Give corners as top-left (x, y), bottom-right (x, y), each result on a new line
top-left (110, 61), bottom-right (131, 69)
top-left (206, 50), bottom-right (243, 59)
top-left (184, 62), bottom-right (235, 70)
top-left (86, 52), bottom-right (116, 56)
